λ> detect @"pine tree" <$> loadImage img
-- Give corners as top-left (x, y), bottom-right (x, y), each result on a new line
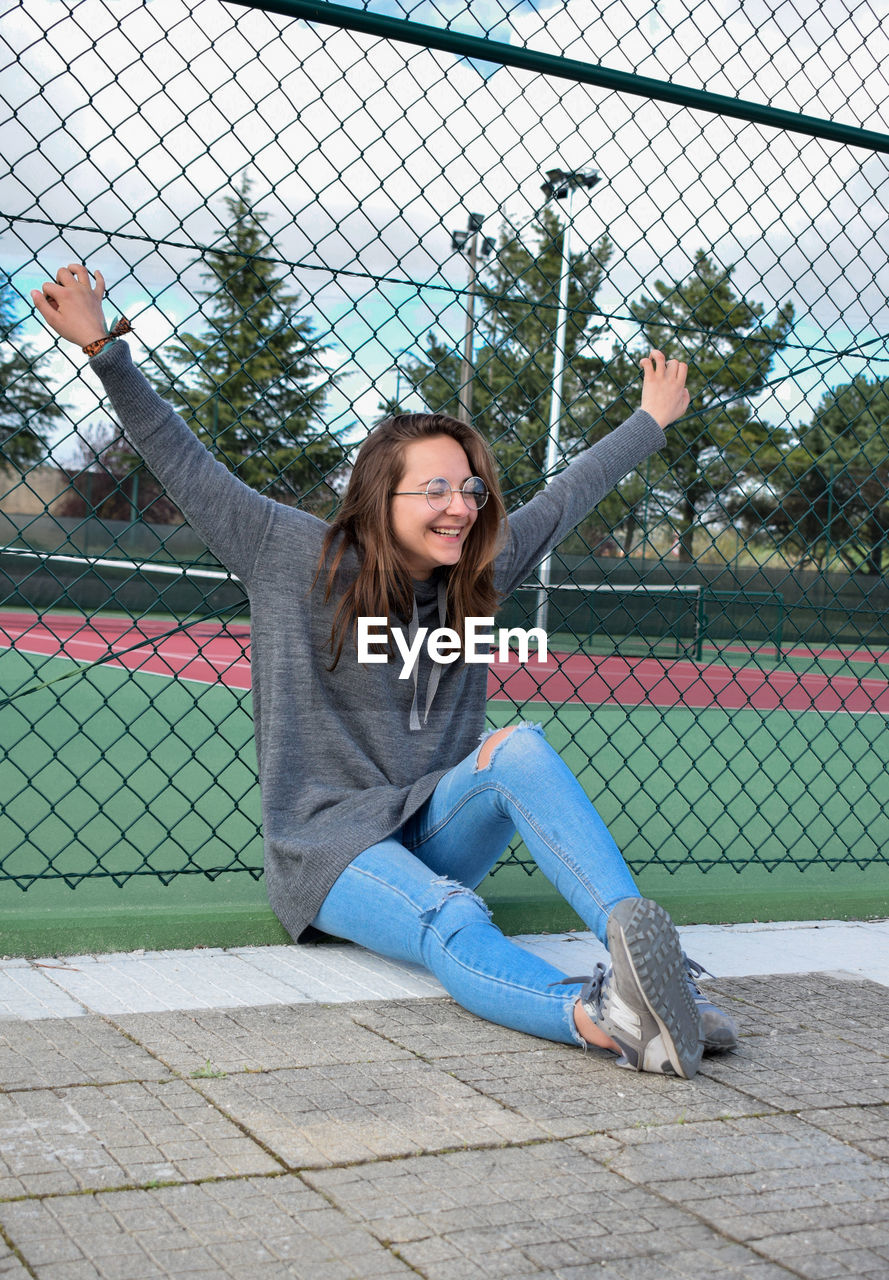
top-left (600, 251), bottom-right (794, 561)
top-left (732, 375), bottom-right (889, 574)
top-left (151, 175), bottom-right (343, 506)
top-left (1, 275), bottom-right (64, 469)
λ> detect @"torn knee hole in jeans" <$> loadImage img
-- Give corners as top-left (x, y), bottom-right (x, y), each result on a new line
top-left (418, 877), bottom-right (493, 926)
top-left (475, 719), bottom-right (544, 771)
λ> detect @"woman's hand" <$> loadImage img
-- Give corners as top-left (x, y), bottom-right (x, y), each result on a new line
top-left (639, 349), bottom-right (690, 429)
top-left (31, 264), bottom-right (108, 349)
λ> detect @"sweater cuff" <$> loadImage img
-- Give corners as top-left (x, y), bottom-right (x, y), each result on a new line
top-left (621, 408), bottom-right (667, 455)
top-left (88, 338), bottom-right (172, 444)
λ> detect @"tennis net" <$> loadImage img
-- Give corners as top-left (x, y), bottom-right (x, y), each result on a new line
top-left (504, 581), bottom-right (784, 661)
top-left (1, 548), bottom-right (246, 620)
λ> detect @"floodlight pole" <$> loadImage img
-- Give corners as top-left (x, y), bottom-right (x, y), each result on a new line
top-left (535, 166), bottom-right (600, 633)
top-left (451, 213), bottom-right (494, 423)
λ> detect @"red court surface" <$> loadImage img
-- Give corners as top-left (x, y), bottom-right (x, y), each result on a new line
top-left (4, 610), bottom-right (889, 714)
top-left (2, 612), bottom-right (253, 690)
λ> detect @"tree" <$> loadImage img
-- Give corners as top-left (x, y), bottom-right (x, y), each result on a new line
top-left (600, 252), bottom-right (794, 561)
top-left (732, 375), bottom-right (889, 574)
top-left (405, 209), bottom-right (613, 501)
top-left (150, 174), bottom-right (344, 506)
top-left (0, 274), bottom-right (65, 469)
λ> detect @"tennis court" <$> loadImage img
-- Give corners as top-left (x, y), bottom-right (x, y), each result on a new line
top-left (4, 606), bottom-right (889, 899)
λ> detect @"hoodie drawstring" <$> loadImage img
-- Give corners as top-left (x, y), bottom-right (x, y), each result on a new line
top-left (408, 577), bottom-right (448, 732)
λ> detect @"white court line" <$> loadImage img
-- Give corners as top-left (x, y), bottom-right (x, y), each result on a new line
top-left (3, 635), bottom-right (251, 687)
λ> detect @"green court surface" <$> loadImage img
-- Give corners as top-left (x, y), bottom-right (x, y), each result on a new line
top-left (1, 651), bottom-right (272, 955)
top-left (484, 698), bottom-right (889, 931)
top-left (695, 642), bottom-right (889, 681)
top-left (1, 650), bottom-right (261, 881)
top-left (3, 650), bottom-right (889, 954)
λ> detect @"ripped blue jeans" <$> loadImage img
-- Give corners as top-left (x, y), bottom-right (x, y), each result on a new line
top-left (312, 722), bottom-right (641, 1046)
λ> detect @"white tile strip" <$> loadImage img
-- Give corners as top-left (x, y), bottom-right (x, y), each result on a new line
top-left (239, 943), bottom-right (446, 1002)
top-left (1, 919), bottom-right (887, 1020)
top-left (0, 959), bottom-right (87, 1020)
top-left (23, 949), bottom-right (325, 1016)
top-left (678, 918), bottom-right (889, 985)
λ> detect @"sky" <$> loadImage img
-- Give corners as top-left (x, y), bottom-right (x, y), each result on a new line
top-left (2, 0), bottom-right (888, 464)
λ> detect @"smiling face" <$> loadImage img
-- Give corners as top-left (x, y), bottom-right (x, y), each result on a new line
top-left (389, 434), bottom-right (480, 580)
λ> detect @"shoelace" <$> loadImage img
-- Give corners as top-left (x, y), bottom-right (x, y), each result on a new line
top-left (683, 954), bottom-right (713, 995)
top-left (550, 962), bottom-right (608, 1010)
top-left (554, 955), bottom-right (713, 1004)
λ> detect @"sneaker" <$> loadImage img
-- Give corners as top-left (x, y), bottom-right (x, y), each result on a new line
top-left (558, 898), bottom-right (704, 1078)
top-left (684, 955), bottom-right (739, 1053)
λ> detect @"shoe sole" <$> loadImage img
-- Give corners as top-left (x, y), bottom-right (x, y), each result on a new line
top-left (606, 898), bottom-right (704, 1079)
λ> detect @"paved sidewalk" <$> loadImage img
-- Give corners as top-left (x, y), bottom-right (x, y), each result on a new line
top-left (1, 927), bottom-right (889, 1278)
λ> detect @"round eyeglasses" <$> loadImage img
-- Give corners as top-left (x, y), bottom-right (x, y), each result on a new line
top-left (392, 477), bottom-right (489, 511)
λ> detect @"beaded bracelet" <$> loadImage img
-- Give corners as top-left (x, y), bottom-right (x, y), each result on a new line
top-left (82, 316), bottom-right (132, 358)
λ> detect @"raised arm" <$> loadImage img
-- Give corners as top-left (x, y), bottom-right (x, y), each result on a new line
top-left (496, 351), bottom-right (688, 593)
top-left (32, 264), bottom-right (281, 586)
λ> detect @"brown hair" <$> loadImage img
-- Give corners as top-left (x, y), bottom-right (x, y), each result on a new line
top-left (315, 412), bottom-right (507, 668)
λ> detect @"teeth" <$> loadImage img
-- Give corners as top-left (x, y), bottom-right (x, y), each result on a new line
top-left (432, 528), bottom-right (461, 537)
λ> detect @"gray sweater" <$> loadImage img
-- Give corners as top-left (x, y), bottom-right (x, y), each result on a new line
top-left (90, 340), bottom-right (666, 941)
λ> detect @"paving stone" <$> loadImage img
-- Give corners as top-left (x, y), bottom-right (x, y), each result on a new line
top-left (21, 949), bottom-right (320, 1018)
top-left (699, 1028), bottom-right (889, 1109)
top-left (749, 1232), bottom-right (889, 1278)
top-left (0, 1017), bottom-right (172, 1091)
top-left (562, 1256), bottom-right (793, 1279)
top-left (350, 999), bottom-right (767, 1136)
top-left (0, 1237), bottom-right (30, 1278)
top-left (191, 1056), bottom-right (546, 1167)
top-left (348, 997), bottom-right (559, 1058)
top-left (584, 1113), bottom-right (889, 1279)
top-left (0, 1079), bottom-right (278, 1197)
top-left (306, 1141), bottom-right (784, 1279)
top-left (110, 1002), bottom-right (411, 1076)
top-left (0, 1176), bottom-right (412, 1278)
top-left (238, 941), bottom-right (446, 1002)
top-left (800, 1103), bottom-right (889, 1160)
top-left (707, 973), bottom-right (889, 1036)
top-left (441, 1044), bottom-right (765, 1137)
top-left (0, 962), bottom-right (88, 1021)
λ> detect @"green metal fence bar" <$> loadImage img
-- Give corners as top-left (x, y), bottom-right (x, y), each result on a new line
top-left (233, 0), bottom-right (889, 155)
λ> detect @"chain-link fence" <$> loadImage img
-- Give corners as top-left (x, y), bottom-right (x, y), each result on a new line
top-left (3, 0), bottom-right (889, 928)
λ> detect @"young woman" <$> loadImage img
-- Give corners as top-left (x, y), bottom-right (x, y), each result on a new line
top-left (33, 264), bottom-right (737, 1078)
